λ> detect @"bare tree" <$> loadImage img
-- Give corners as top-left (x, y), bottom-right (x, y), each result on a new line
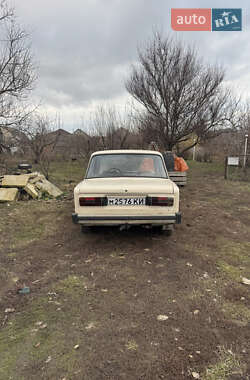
top-left (0, 127), bottom-right (6, 153)
top-left (22, 114), bottom-right (60, 178)
top-left (67, 116), bottom-right (97, 161)
top-left (91, 105), bottom-right (136, 150)
top-left (70, 132), bottom-right (96, 161)
top-left (237, 105), bottom-right (250, 140)
top-left (126, 33), bottom-right (237, 154)
top-left (0, 0), bottom-right (35, 152)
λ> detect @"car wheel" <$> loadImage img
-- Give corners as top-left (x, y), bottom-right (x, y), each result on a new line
top-left (164, 226), bottom-right (173, 237)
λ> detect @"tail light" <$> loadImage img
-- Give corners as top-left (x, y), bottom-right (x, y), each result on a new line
top-left (147, 196), bottom-right (174, 206)
top-left (79, 197), bottom-right (107, 206)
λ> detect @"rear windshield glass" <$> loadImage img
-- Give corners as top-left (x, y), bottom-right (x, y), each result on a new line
top-left (86, 154), bottom-right (167, 179)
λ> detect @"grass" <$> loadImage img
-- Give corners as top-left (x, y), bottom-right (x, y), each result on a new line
top-left (222, 302), bottom-right (250, 325)
top-left (187, 160), bottom-right (250, 197)
top-left (54, 274), bottom-right (87, 297)
top-left (0, 274), bottom-right (91, 379)
top-left (0, 200), bottom-right (64, 251)
top-left (227, 166), bottom-right (250, 182)
top-left (49, 159), bottom-right (86, 189)
top-left (0, 296), bottom-right (57, 379)
top-left (202, 347), bottom-right (244, 380)
top-left (216, 239), bottom-right (250, 281)
top-left (15, 222), bottom-right (45, 242)
top-left (125, 339), bottom-right (138, 351)
top-left (217, 261), bottom-right (243, 282)
top-left (187, 160), bottom-right (224, 176)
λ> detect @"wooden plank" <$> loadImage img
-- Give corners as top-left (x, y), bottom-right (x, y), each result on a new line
top-left (168, 171), bottom-right (187, 186)
top-left (169, 175), bottom-right (187, 180)
top-left (168, 171), bottom-right (187, 177)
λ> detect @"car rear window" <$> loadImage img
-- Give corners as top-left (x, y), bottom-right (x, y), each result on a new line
top-left (86, 154), bottom-right (168, 179)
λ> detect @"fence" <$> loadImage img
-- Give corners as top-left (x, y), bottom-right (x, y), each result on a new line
top-left (224, 155), bottom-right (250, 181)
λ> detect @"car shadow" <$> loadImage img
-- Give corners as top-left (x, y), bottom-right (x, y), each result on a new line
top-left (84, 225), bottom-right (169, 237)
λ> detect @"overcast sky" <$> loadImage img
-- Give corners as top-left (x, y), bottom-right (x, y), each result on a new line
top-left (12, 0), bottom-right (250, 132)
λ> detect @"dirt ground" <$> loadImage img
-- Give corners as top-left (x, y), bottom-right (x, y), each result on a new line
top-left (0, 161), bottom-right (249, 380)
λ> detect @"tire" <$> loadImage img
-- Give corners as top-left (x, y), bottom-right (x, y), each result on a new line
top-left (164, 228), bottom-right (173, 237)
top-left (164, 226), bottom-right (173, 236)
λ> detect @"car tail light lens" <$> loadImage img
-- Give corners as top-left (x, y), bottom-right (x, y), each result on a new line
top-left (147, 196), bottom-right (174, 206)
top-left (79, 197), bottom-right (107, 206)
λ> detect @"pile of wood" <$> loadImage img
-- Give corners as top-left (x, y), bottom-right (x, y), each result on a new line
top-left (0, 172), bottom-right (63, 202)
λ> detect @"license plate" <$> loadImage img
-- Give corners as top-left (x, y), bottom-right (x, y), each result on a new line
top-left (108, 197), bottom-right (146, 206)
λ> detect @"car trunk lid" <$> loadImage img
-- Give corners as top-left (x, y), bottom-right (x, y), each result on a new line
top-left (75, 177), bottom-right (174, 195)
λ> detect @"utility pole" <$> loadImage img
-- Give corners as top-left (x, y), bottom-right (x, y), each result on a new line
top-left (243, 133), bottom-right (248, 169)
top-left (192, 145), bottom-right (196, 160)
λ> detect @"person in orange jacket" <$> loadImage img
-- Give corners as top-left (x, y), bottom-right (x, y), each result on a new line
top-left (173, 153), bottom-right (189, 172)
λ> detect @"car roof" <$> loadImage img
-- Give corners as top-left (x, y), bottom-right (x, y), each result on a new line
top-left (91, 150), bottom-right (163, 156)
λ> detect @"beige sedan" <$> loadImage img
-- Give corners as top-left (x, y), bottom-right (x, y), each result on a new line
top-left (72, 150), bottom-right (181, 234)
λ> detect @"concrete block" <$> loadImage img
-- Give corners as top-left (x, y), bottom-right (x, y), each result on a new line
top-left (35, 179), bottom-right (63, 198)
top-left (0, 188), bottom-right (19, 202)
top-left (24, 183), bottom-right (39, 199)
top-left (28, 172), bottom-right (46, 184)
top-left (2, 175), bottom-right (30, 188)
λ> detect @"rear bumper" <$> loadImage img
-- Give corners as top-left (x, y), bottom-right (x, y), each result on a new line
top-left (72, 213), bottom-right (181, 225)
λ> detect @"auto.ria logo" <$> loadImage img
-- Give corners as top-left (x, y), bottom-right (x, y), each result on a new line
top-left (212, 9), bottom-right (242, 31)
top-left (171, 8), bottom-right (242, 31)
